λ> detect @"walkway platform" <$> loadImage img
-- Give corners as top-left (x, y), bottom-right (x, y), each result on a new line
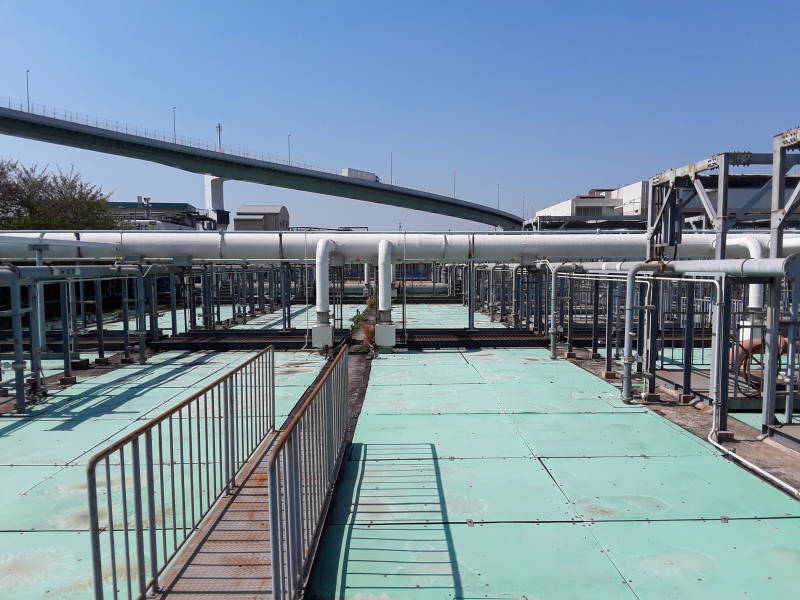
top-left (308, 347), bottom-right (800, 599)
top-left (0, 348), bottom-right (325, 599)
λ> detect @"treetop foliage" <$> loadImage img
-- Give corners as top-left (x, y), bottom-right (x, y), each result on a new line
top-left (0, 160), bottom-right (124, 229)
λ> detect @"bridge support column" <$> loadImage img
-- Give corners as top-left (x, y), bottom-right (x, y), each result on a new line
top-left (204, 175), bottom-right (228, 230)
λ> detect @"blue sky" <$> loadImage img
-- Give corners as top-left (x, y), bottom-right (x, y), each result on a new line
top-left (1, 0), bottom-right (799, 230)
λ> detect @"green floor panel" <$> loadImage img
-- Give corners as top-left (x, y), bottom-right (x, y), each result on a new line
top-left (275, 385), bottom-right (310, 418)
top-left (0, 530), bottom-right (98, 598)
top-left (308, 522), bottom-right (635, 600)
top-left (490, 382), bottom-right (639, 414)
top-left (462, 347), bottom-right (553, 362)
top-left (732, 411), bottom-right (800, 429)
top-left (469, 357), bottom-right (607, 386)
top-left (590, 519), bottom-right (800, 600)
top-left (511, 412), bottom-right (714, 458)
top-left (349, 414), bottom-right (532, 460)
top-left (312, 338), bottom-right (800, 598)
top-left (329, 456), bottom-right (574, 525)
top-left (0, 465), bottom-right (61, 517)
top-left (0, 417), bottom-right (143, 466)
top-left (361, 383), bottom-right (501, 415)
top-left (545, 455), bottom-right (800, 521)
top-left (373, 349), bottom-right (471, 365)
top-left (368, 362), bottom-right (484, 386)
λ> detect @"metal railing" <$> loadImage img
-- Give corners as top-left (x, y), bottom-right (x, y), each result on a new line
top-left (268, 345), bottom-right (350, 599)
top-left (86, 346), bottom-right (275, 600)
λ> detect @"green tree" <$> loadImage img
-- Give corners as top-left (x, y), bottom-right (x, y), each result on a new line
top-left (0, 160), bottom-right (123, 229)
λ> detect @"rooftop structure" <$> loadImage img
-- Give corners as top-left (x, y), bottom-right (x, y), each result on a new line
top-left (233, 204), bottom-right (290, 231)
top-left (0, 117), bottom-right (799, 599)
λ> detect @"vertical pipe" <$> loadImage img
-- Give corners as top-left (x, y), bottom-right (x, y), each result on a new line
top-left (315, 239), bottom-right (334, 325)
top-left (121, 279), bottom-right (131, 362)
top-left (646, 279), bottom-right (661, 395)
top-left (549, 265), bottom-right (567, 359)
top-left (682, 281), bottom-right (696, 396)
top-left (60, 281), bottom-right (73, 380)
top-left (169, 273), bottom-right (178, 336)
top-left (786, 284), bottom-right (798, 424)
top-left (377, 240), bottom-right (393, 323)
top-left (566, 276), bottom-right (574, 354)
top-left (591, 279), bottom-right (599, 355)
top-left (9, 279), bottom-right (26, 412)
top-left (622, 265), bottom-right (649, 403)
top-left (149, 275), bottom-right (160, 343)
top-left (467, 263), bottom-right (476, 330)
top-left (94, 279), bottom-right (105, 362)
top-left (27, 282), bottom-right (44, 392)
top-left (715, 277), bottom-right (732, 431)
top-left (136, 276), bottom-right (147, 364)
top-left (605, 280), bottom-right (614, 374)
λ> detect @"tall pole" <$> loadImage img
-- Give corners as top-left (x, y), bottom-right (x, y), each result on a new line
top-left (496, 184), bottom-right (501, 231)
top-left (287, 134), bottom-right (292, 166)
top-left (522, 194), bottom-right (526, 221)
top-left (25, 69), bottom-right (30, 111)
top-left (172, 106), bottom-right (176, 142)
top-left (453, 170), bottom-right (456, 198)
top-left (390, 152), bottom-right (393, 185)
top-left (216, 122), bottom-right (222, 151)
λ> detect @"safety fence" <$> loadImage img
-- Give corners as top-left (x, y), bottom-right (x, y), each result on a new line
top-left (268, 345), bottom-right (350, 599)
top-left (85, 346), bottom-right (275, 600)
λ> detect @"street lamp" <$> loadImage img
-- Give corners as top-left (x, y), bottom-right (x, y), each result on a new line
top-left (25, 70), bottom-right (30, 111)
top-left (216, 122), bottom-right (223, 151)
top-left (287, 134), bottom-right (292, 166)
top-left (172, 106), bottom-right (177, 142)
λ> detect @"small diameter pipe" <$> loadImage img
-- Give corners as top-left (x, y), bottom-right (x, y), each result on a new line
top-left (378, 240), bottom-right (393, 323)
top-left (708, 403), bottom-right (800, 498)
top-left (315, 239), bottom-right (335, 326)
top-left (620, 263), bottom-right (660, 403)
top-left (725, 235), bottom-right (765, 310)
top-left (549, 263), bottom-right (572, 359)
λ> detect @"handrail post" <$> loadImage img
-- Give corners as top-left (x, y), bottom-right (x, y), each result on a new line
top-left (87, 463), bottom-right (104, 600)
top-left (145, 429), bottom-right (160, 592)
top-left (131, 438), bottom-right (148, 597)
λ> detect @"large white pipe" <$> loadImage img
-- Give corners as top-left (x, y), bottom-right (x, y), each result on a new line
top-left (2, 231), bottom-right (800, 263)
top-left (378, 240), bottom-right (393, 323)
top-left (726, 235), bottom-right (765, 309)
top-left (315, 239), bottom-right (335, 325)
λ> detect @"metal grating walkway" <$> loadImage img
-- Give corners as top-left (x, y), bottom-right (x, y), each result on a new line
top-left (154, 436), bottom-right (274, 599)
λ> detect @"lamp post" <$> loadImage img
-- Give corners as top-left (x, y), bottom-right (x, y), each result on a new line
top-left (216, 123), bottom-right (222, 151)
top-left (172, 106), bottom-right (177, 142)
top-left (25, 70), bottom-right (30, 111)
top-left (287, 134), bottom-right (292, 166)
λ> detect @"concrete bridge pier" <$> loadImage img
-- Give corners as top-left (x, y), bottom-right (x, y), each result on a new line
top-left (204, 175), bottom-right (228, 229)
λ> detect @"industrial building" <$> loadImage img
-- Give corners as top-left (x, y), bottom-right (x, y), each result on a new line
top-left (0, 101), bottom-right (799, 600)
top-left (233, 204), bottom-right (290, 231)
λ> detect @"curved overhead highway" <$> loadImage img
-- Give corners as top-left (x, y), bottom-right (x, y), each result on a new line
top-left (0, 106), bottom-right (522, 229)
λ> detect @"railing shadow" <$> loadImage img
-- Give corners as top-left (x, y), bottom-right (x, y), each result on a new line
top-left (318, 442), bottom-right (463, 599)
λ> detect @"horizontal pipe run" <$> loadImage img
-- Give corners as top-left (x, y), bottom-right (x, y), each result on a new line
top-left (5, 231), bottom-right (800, 263)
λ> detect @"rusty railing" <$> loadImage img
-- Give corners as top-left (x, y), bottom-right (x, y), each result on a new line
top-left (268, 345), bottom-right (350, 599)
top-left (86, 346), bottom-right (275, 600)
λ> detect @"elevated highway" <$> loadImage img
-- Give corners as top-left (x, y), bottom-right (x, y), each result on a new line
top-left (0, 105), bottom-right (522, 229)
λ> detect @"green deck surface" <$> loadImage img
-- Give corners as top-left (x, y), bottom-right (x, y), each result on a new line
top-left (390, 303), bottom-right (504, 328)
top-left (309, 347), bottom-right (800, 599)
top-left (0, 348), bottom-right (325, 599)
